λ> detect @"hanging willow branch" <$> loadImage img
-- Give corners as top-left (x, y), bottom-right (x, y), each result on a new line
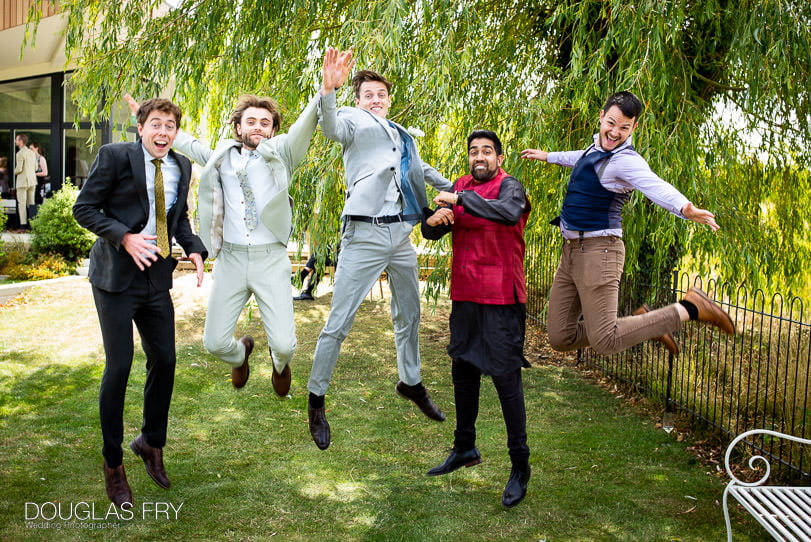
top-left (23, 0), bottom-right (811, 298)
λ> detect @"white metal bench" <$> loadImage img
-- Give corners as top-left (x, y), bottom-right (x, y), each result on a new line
top-left (723, 429), bottom-right (811, 541)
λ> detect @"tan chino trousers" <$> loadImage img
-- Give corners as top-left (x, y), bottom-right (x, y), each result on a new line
top-left (546, 236), bottom-right (681, 355)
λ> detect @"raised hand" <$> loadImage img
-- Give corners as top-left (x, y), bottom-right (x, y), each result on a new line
top-left (321, 47), bottom-right (355, 95)
top-left (124, 93), bottom-right (139, 116)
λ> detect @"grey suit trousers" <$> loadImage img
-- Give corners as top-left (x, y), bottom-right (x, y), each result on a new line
top-left (307, 220), bottom-right (422, 396)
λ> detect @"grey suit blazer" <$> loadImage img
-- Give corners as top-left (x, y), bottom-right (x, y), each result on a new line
top-left (318, 92), bottom-right (451, 218)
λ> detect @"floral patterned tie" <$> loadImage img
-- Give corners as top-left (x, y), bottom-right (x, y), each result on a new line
top-left (237, 152), bottom-right (258, 231)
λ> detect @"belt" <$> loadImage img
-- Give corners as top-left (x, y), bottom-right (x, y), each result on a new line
top-left (347, 213), bottom-right (421, 225)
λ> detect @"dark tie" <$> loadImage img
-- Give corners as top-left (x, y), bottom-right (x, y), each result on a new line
top-left (152, 159), bottom-right (171, 258)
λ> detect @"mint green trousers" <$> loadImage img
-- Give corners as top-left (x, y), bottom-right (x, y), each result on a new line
top-left (203, 241), bottom-right (295, 372)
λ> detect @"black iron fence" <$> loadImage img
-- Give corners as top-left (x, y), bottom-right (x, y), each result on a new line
top-left (525, 229), bottom-right (811, 481)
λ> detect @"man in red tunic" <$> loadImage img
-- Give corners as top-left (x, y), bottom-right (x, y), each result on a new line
top-left (422, 130), bottom-right (532, 508)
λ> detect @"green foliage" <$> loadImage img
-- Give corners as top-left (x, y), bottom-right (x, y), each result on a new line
top-left (29, 182), bottom-right (95, 261)
top-left (2, 250), bottom-right (77, 281)
top-left (32, 0), bottom-right (811, 296)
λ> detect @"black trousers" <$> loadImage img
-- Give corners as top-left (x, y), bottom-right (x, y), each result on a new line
top-left (452, 358), bottom-right (529, 466)
top-left (92, 271), bottom-right (176, 467)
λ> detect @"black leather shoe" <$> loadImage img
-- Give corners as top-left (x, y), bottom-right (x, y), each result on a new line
top-left (293, 291), bottom-right (315, 301)
top-left (308, 405), bottom-right (330, 450)
top-left (426, 447), bottom-right (481, 476)
top-left (501, 465), bottom-right (531, 508)
top-left (130, 434), bottom-right (171, 489)
top-left (232, 336), bottom-right (253, 389)
top-left (103, 461), bottom-right (133, 509)
top-left (395, 381), bottom-right (445, 421)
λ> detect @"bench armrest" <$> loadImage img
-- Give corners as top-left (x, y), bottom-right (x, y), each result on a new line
top-left (725, 429), bottom-right (811, 487)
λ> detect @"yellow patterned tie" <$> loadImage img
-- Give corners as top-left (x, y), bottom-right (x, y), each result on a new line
top-left (152, 159), bottom-right (170, 258)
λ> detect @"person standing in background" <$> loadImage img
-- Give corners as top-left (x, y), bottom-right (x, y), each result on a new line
top-left (29, 142), bottom-right (50, 202)
top-left (13, 134), bottom-right (37, 229)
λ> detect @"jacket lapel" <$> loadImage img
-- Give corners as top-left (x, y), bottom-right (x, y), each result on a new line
top-left (128, 143), bottom-right (150, 218)
top-left (167, 149), bottom-right (190, 229)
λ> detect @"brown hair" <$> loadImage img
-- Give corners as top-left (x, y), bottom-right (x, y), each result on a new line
top-left (16, 133), bottom-right (29, 145)
top-left (229, 95), bottom-right (282, 139)
top-left (351, 70), bottom-right (392, 99)
top-left (136, 98), bottom-right (182, 126)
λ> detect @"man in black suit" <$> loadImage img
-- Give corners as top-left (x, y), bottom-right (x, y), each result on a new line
top-left (73, 98), bottom-right (206, 509)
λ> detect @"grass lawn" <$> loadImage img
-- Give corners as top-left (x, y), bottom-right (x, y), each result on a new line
top-left (0, 274), bottom-right (771, 541)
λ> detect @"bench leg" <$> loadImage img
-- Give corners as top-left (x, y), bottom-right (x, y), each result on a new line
top-left (723, 486), bottom-right (735, 542)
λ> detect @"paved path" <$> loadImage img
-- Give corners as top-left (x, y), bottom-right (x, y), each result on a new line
top-left (0, 275), bottom-right (86, 305)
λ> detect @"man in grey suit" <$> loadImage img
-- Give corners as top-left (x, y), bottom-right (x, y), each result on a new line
top-left (130, 49), bottom-right (354, 396)
top-left (307, 68), bottom-right (453, 450)
top-left (73, 98), bottom-right (206, 508)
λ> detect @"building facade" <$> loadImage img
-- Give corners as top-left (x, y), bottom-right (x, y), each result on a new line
top-left (0, 0), bottom-right (129, 210)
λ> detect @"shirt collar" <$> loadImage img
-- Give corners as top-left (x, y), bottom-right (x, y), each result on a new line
top-left (141, 144), bottom-right (175, 164)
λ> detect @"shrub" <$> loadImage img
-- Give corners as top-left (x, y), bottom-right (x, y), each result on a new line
top-left (2, 250), bottom-right (76, 281)
top-left (30, 182), bottom-right (95, 261)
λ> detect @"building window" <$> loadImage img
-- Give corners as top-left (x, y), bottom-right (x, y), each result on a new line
top-left (0, 76), bottom-right (51, 123)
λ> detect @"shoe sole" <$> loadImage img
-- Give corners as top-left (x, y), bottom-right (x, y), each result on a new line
top-left (502, 493), bottom-right (526, 508)
top-left (395, 384), bottom-right (446, 422)
top-left (130, 440), bottom-right (170, 489)
top-left (427, 457), bottom-right (482, 476)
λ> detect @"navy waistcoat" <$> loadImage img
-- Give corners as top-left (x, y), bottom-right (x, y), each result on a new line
top-left (557, 146), bottom-right (630, 232)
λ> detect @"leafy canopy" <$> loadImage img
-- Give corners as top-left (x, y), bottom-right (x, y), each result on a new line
top-left (29, 0), bottom-right (811, 296)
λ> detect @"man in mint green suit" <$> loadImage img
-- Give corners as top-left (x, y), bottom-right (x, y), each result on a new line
top-left (126, 49), bottom-right (354, 396)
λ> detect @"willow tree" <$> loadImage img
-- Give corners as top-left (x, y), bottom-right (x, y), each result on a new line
top-left (29, 0), bottom-right (811, 298)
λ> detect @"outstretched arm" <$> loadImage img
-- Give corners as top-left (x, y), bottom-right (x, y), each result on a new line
top-left (681, 202), bottom-right (720, 231)
top-left (267, 48), bottom-right (355, 169)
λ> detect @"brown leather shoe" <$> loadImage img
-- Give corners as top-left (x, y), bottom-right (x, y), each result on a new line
top-left (308, 405), bottom-right (331, 450)
top-left (684, 287), bottom-right (736, 335)
top-left (103, 461), bottom-right (133, 509)
top-left (632, 304), bottom-right (679, 355)
top-left (130, 434), bottom-right (170, 489)
top-left (232, 336), bottom-right (253, 389)
top-left (395, 381), bottom-right (446, 421)
top-left (271, 363), bottom-right (291, 397)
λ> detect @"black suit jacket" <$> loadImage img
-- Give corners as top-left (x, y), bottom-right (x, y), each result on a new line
top-left (73, 142), bottom-right (207, 293)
